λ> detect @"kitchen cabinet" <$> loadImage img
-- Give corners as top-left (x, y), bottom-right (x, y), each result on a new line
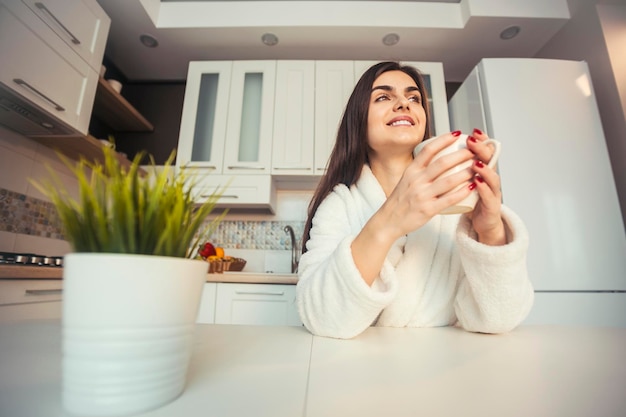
top-left (314, 61), bottom-right (355, 175)
top-left (177, 60), bottom-right (275, 175)
top-left (190, 174), bottom-right (277, 213)
top-left (177, 61), bottom-right (232, 173)
top-left (271, 61), bottom-right (315, 176)
top-left (0, 279), bottom-right (63, 322)
top-left (0, 0), bottom-right (103, 134)
top-left (20, 0), bottom-right (109, 71)
top-left (0, 0), bottom-right (143, 171)
top-left (223, 60), bottom-right (276, 175)
top-left (214, 283), bottom-right (302, 326)
top-left (177, 61), bottom-right (277, 210)
top-left (196, 283), bottom-right (217, 324)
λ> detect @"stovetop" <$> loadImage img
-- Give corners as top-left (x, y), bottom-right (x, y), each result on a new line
top-left (0, 252), bottom-right (63, 267)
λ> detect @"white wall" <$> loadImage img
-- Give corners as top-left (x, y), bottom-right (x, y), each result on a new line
top-left (0, 126), bottom-right (74, 255)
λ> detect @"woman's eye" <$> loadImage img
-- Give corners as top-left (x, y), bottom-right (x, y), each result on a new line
top-left (374, 94), bottom-right (390, 102)
top-left (409, 95), bottom-right (422, 103)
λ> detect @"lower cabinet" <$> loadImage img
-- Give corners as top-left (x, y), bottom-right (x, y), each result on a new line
top-left (197, 282), bottom-right (302, 326)
top-left (0, 279), bottom-right (63, 322)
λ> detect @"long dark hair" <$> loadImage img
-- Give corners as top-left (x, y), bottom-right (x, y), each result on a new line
top-left (302, 61), bottom-right (433, 253)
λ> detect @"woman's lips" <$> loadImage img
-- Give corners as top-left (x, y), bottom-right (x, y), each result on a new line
top-left (387, 116), bottom-right (415, 126)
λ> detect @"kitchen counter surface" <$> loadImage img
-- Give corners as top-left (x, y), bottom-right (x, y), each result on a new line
top-left (207, 271), bottom-right (298, 284)
top-left (1, 321), bottom-right (624, 417)
top-left (0, 266), bottom-right (298, 284)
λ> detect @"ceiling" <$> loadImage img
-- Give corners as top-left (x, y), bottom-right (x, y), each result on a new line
top-left (95, 0), bottom-right (605, 83)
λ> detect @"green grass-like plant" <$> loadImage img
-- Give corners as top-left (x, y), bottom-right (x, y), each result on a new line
top-left (31, 146), bottom-right (227, 258)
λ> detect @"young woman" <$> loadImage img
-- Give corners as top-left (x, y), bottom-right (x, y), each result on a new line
top-left (296, 61), bottom-right (533, 339)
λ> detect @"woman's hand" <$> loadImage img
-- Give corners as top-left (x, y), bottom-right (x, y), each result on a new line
top-left (465, 128), bottom-right (507, 246)
top-left (380, 131), bottom-right (476, 237)
top-left (353, 131), bottom-right (476, 286)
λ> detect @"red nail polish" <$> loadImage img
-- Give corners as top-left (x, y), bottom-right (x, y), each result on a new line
top-left (452, 130), bottom-right (461, 137)
top-left (473, 128), bottom-right (483, 135)
top-left (469, 136), bottom-right (477, 142)
top-left (476, 176), bottom-right (485, 183)
top-left (468, 182), bottom-right (477, 191)
top-left (475, 160), bottom-right (484, 168)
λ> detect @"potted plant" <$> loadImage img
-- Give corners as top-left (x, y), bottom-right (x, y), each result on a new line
top-left (32, 146), bottom-right (227, 416)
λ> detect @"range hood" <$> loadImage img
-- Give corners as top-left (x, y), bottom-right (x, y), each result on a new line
top-left (0, 81), bottom-right (78, 137)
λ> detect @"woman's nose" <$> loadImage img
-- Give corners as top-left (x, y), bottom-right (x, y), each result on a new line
top-left (395, 96), bottom-right (410, 110)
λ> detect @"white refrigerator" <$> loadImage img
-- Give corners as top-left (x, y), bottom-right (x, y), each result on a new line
top-left (448, 58), bottom-right (626, 326)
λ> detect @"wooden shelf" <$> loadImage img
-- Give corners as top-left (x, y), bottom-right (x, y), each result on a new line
top-left (92, 77), bottom-right (154, 132)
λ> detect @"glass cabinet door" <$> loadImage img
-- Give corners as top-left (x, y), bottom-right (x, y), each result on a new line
top-left (177, 61), bottom-right (232, 172)
top-left (222, 60), bottom-right (276, 175)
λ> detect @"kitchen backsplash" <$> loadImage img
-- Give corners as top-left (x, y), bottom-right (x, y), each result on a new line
top-left (0, 186), bottom-right (305, 251)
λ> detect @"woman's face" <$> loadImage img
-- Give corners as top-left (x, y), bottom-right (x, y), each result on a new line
top-left (366, 70), bottom-right (427, 159)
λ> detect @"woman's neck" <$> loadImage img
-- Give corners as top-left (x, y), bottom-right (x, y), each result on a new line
top-left (368, 153), bottom-right (413, 197)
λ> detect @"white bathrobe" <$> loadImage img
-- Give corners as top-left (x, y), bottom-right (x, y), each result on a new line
top-left (297, 165), bottom-right (534, 339)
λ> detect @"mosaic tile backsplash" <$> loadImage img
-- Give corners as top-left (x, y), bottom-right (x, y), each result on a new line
top-left (0, 187), bottom-right (305, 251)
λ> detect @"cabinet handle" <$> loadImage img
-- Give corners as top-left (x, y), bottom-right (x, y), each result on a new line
top-left (13, 79), bottom-right (65, 111)
top-left (25, 289), bottom-right (63, 296)
top-left (203, 194), bottom-right (239, 199)
top-left (273, 167), bottom-right (312, 171)
top-left (34, 2), bottom-right (81, 45)
top-left (235, 290), bottom-right (285, 296)
top-left (226, 166), bottom-right (265, 170)
top-left (181, 165), bottom-right (217, 170)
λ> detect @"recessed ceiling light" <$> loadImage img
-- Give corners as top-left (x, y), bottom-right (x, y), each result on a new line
top-left (500, 26), bottom-right (521, 40)
top-left (139, 34), bottom-right (159, 48)
top-left (382, 33), bottom-right (400, 46)
top-left (261, 33), bottom-right (279, 46)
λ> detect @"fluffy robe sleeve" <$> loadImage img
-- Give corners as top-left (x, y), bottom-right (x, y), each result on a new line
top-left (296, 181), bottom-right (534, 339)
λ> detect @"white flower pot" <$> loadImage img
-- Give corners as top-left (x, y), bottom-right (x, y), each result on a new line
top-left (62, 253), bottom-right (207, 416)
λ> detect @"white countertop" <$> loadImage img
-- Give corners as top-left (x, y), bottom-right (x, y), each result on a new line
top-left (1, 322), bottom-right (624, 417)
top-left (207, 271), bottom-right (298, 284)
top-left (0, 266), bottom-right (297, 284)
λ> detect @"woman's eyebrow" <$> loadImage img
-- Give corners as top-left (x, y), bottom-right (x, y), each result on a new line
top-left (371, 85), bottom-right (420, 93)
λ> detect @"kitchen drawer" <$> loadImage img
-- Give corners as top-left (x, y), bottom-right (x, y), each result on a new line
top-left (0, 1), bottom-right (98, 134)
top-left (214, 283), bottom-right (302, 326)
top-left (190, 174), bottom-right (277, 213)
top-left (21, 0), bottom-right (109, 70)
top-left (0, 279), bottom-right (63, 306)
top-left (0, 301), bottom-right (62, 322)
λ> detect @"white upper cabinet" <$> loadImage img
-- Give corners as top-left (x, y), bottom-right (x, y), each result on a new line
top-left (314, 61), bottom-right (355, 175)
top-left (177, 61), bottom-right (232, 173)
top-left (0, 0), bottom-right (108, 134)
top-left (271, 61), bottom-right (315, 176)
top-left (177, 60), bottom-right (449, 197)
top-left (354, 60), bottom-right (450, 137)
top-left (223, 60), bottom-right (276, 175)
top-left (21, 0), bottom-right (109, 71)
top-left (177, 60), bottom-right (276, 175)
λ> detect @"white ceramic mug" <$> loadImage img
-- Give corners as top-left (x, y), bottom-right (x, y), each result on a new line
top-left (415, 133), bottom-right (501, 215)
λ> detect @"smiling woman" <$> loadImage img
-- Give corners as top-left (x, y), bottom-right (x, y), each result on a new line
top-left (296, 61), bottom-right (534, 339)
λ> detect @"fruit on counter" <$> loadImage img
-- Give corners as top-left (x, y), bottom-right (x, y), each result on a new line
top-left (215, 247), bottom-right (225, 258)
top-left (198, 242), bottom-right (217, 258)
